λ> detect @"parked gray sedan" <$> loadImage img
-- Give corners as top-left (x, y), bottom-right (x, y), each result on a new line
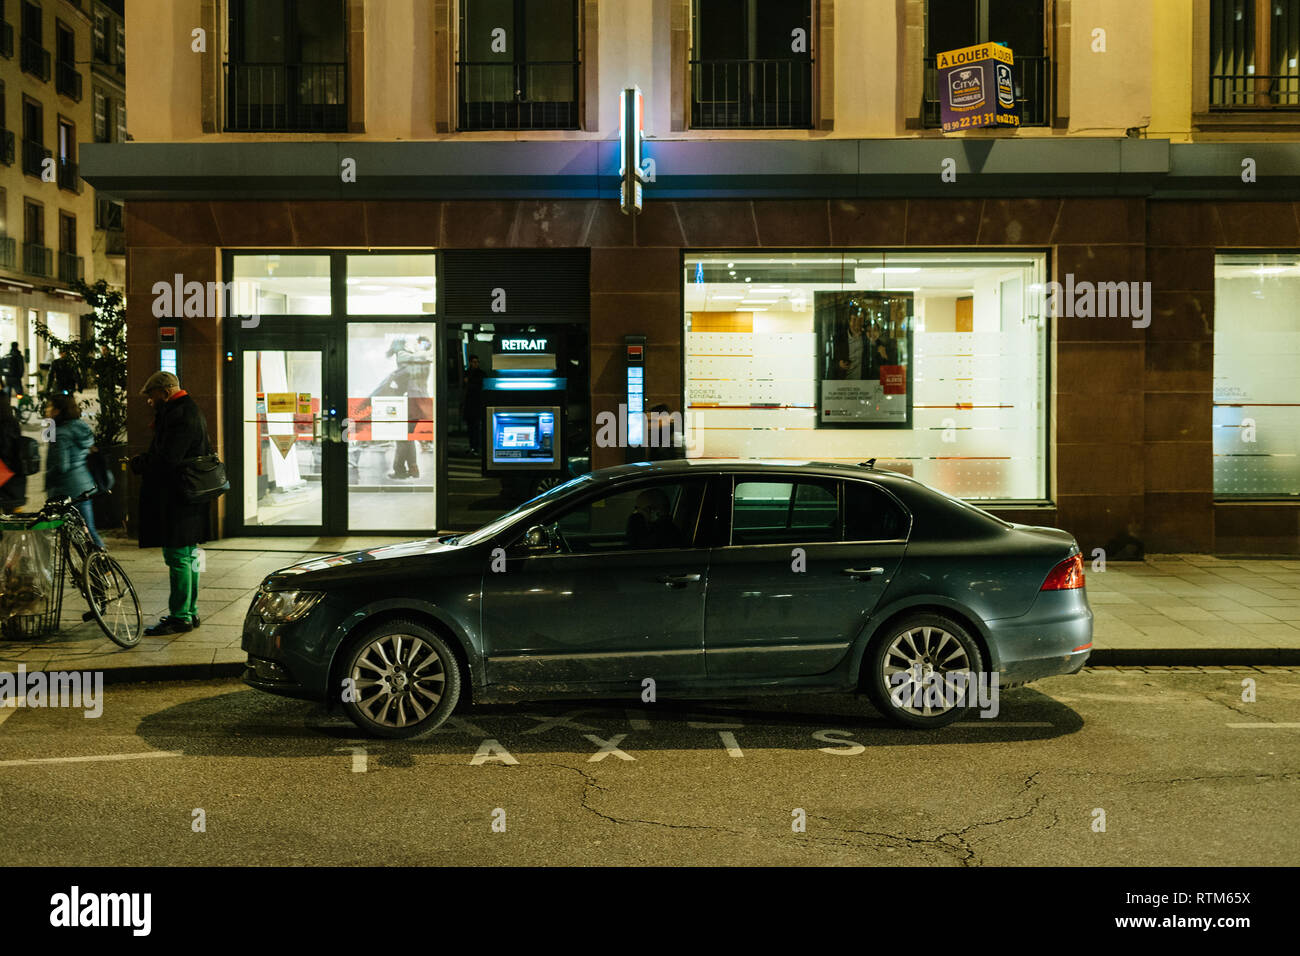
top-left (242, 460), bottom-right (1092, 735)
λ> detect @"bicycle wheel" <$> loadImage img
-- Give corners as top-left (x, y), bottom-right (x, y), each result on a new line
top-left (83, 550), bottom-right (142, 648)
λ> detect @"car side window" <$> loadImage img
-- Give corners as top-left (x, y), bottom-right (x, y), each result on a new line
top-left (732, 479), bottom-right (838, 545)
top-left (843, 480), bottom-right (909, 541)
top-left (548, 479), bottom-right (706, 553)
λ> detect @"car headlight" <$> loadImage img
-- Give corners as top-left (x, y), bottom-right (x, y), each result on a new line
top-left (254, 589), bottom-right (324, 623)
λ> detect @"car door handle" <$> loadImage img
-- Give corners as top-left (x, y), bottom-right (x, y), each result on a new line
top-left (656, 573), bottom-right (702, 588)
top-left (842, 567), bottom-right (886, 580)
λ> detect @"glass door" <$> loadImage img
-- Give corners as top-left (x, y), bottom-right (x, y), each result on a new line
top-left (239, 339), bottom-right (330, 530)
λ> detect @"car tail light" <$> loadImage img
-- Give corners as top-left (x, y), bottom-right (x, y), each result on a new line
top-left (1041, 553), bottom-right (1085, 590)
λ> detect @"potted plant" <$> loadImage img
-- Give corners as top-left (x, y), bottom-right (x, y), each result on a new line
top-left (34, 280), bottom-right (129, 530)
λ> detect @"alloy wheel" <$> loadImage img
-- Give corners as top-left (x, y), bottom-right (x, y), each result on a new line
top-left (881, 625), bottom-right (973, 717)
top-left (350, 633), bottom-right (447, 729)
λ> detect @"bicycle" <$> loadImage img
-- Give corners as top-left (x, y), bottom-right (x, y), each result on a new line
top-left (30, 492), bottom-right (143, 648)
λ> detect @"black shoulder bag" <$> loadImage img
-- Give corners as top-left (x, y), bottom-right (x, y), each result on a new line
top-left (179, 406), bottom-right (230, 504)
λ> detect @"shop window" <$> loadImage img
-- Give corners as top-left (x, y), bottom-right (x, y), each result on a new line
top-left (346, 254), bottom-right (437, 315)
top-left (1211, 0), bottom-right (1300, 108)
top-left (1213, 254), bottom-right (1300, 497)
top-left (690, 0), bottom-right (813, 129)
top-left (458, 0), bottom-right (580, 131)
top-left (922, 0), bottom-right (1050, 128)
top-left (230, 254), bottom-right (332, 316)
top-left (683, 251), bottom-right (1050, 502)
top-left (225, 0), bottom-right (347, 132)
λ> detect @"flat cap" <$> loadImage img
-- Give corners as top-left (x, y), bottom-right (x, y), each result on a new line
top-left (140, 370), bottom-right (180, 396)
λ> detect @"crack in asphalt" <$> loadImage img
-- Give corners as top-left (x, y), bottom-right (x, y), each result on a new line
top-left (1129, 770), bottom-right (1300, 787)
top-left (1199, 691), bottom-right (1263, 721)
top-left (534, 762), bottom-right (747, 835)
top-left (804, 771), bottom-right (1049, 866)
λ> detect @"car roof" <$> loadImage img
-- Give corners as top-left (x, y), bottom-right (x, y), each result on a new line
top-left (589, 458), bottom-right (921, 489)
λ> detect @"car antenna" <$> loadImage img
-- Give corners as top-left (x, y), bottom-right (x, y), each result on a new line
top-left (860, 459), bottom-right (876, 469)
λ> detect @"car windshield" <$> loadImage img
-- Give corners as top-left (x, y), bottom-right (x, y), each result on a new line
top-left (454, 474), bottom-right (596, 547)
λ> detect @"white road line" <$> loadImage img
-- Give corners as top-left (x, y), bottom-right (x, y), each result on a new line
top-left (0, 751), bottom-right (183, 767)
top-left (1227, 722), bottom-right (1300, 728)
top-left (953, 721), bottom-right (1055, 728)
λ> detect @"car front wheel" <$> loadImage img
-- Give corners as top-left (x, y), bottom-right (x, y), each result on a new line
top-left (340, 620), bottom-right (461, 738)
top-left (865, 613), bottom-right (986, 729)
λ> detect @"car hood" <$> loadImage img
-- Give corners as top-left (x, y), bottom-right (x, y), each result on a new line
top-left (262, 537), bottom-right (468, 589)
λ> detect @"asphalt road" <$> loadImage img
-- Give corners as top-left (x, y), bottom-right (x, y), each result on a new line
top-left (0, 668), bottom-right (1297, 866)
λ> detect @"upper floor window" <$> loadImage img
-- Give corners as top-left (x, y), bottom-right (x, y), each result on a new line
top-left (690, 0), bottom-right (813, 129)
top-left (1211, 0), bottom-right (1300, 108)
top-left (458, 0), bottom-right (580, 130)
top-left (225, 0), bottom-right (347, 132)
top-left (923, 0), bottom-right (1050, 128)
top-left (19, 1), bottom-right (49, 82)
top-left (93, 88), bottom-right (107, 141)
top-left (55, 20), bottom-right (81, 101)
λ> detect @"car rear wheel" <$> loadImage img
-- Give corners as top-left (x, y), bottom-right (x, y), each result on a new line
top-left (865, 613), bottom-right (985, 729)
top-left (340, 620), bottom-right (461, 738)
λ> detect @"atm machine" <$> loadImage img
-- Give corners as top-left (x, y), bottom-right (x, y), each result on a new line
top-left (481, 332), bottom-right (568, 497)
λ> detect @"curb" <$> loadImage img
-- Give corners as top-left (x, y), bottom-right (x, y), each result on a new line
top-left (1088, 649), bottom-right (1300, 666)
top-left (6, 651), bottom-right (1300, 684)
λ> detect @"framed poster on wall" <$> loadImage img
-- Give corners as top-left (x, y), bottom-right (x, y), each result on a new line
top-left (816, 291), bottom-right (914, 428)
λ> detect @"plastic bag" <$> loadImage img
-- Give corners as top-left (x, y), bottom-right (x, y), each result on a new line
top-left (0, 529), bottom-right (54, 619)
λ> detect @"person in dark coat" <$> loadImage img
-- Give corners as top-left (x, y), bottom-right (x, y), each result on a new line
top-left (0, 392), bottom-right (27, 513)
top-left (4, 343), bottom-right (23, 398)
top-left (130, 371), bottom-right (213, 636)
top-left (461, 354), bottom-right (485, 457)
top-left (46, 349), bottom-right (82, 396)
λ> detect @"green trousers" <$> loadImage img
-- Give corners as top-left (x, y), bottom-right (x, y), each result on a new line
top-left (162, 545), bottom-right (200, 622)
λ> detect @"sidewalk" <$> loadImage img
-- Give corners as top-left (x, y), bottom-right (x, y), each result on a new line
top-left (0, 542), bottom-right (1298, 682)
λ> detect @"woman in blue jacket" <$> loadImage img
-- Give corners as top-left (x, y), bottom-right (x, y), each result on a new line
top-left (45, 394), bottom-right (104, 549)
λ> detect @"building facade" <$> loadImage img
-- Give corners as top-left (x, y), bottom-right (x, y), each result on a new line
top-left (83, 0), bottom-right (1300, 554)
top-left (0, 0), bottom-right (109, 383)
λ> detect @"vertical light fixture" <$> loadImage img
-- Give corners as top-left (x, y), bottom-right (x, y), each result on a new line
top-left (619, 86), bottom-right (644, 215)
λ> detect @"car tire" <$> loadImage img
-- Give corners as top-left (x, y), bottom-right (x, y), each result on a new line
top-left (340, 619), bottom-right (462, 739)
top-left (864, 612), bottom-right (986, 729)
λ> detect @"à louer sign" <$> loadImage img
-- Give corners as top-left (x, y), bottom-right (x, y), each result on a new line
top-left (937, 42), bottom-right (1021, 132)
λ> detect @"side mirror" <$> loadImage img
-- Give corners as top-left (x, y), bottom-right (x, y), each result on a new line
top-left (522, 524), bottom-right (558, 552)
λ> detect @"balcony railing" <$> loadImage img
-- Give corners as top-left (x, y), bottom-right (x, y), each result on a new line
top-left (224, 61), bottom-right (347, 132)
top-left (457, 60), bottom-right (580, 130)
top-left (689, 57), bottom-right (814, 129)
top-left (20, 37), bottom-right (50, 81)
top-left (105, 228), bottom-right (125, 256)
top-left (56, 61), bottom-right (83, 101)
top-left (1211, 74), bottom-right (1300, 108)
top-left (23, 243), bottom-right (52, 277)
top-left (0, 237), bottom-right (15, 271)
top-left (57, 157), bottom-right (81, 193)
top-left (0, 130), bottom-right (14, 166)
top-left (924, 54), bottom-right (1052, 128)
top-left (21, 139), bottom-right (50, 178)
top-left (57, 252), bottom-right (84, 284)
top-left (0, 22), bottom-right (13, 59)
